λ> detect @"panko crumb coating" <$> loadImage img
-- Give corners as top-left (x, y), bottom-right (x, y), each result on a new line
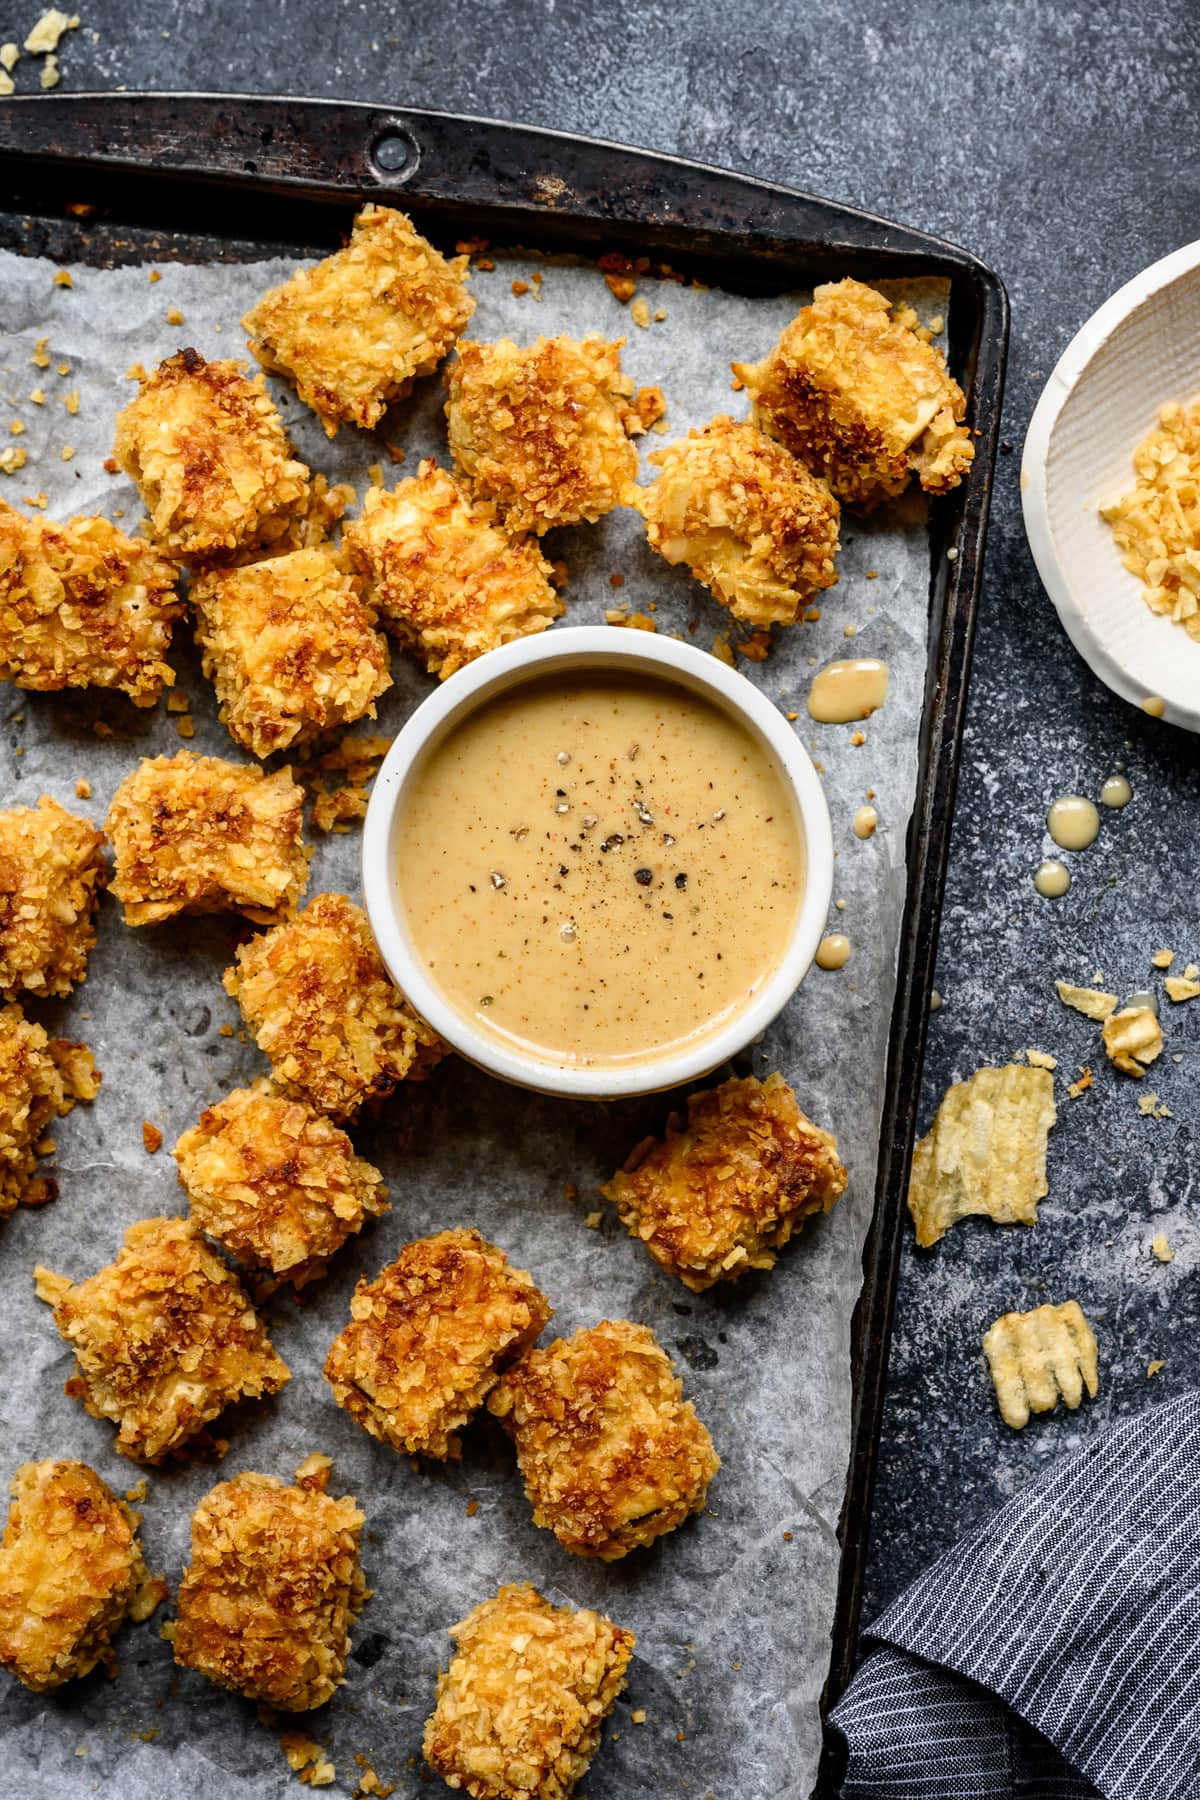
top-left (488, 1320), bottom-right (719, 1561)
top-left (342, 460), bottom-right (563, 679)
top-left (602, 1072), bottom-right (848, 1292)
top-left (445, 335), bottom-right (640, 534)
top-left (34, 1216), bottom-right (290, 1464)
top-left (190, 547), bottom-right (392, 759)
top-left (732, 278), bottom-right (974, 509)
top-left (423, 1583), bottom-right (634, 1800)
top-left (0, 796), bottom-right (106, 1000)
top-left (225, 892), bottom-right (444, 1122)
top-left (113, 349), bottom-right (311, 560)
top-left (635, 416), bottom-right (841, 626)
top-left (0, 1459), bottom-right (162, 1692)
top-left (324, 1228), bottom-right (552, 1459)
top-left (0, 499), bottom-right (182, 705)
top-left (1, 1002), bottom-right (99, 1212)
top-left (243, 203), bottom-right (475, 438)
top-left (106, 750), bottom-right (309, 927)
top-left (172, 1471), bottom-right (366, 1710)
top-left (173, 1077), bottom-right (389, 1286)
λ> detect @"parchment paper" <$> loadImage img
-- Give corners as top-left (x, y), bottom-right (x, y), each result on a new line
top-left (0, 242), bottom-right (946, 1799)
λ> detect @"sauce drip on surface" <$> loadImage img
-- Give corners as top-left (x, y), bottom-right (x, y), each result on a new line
top-left (807, 658), bottom-right (890, 724)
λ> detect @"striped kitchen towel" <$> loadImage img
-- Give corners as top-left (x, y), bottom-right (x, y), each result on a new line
top-left (828, 1393), bottom-right (1200, 1799)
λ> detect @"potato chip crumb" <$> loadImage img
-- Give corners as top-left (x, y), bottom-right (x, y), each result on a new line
top-left (511, 279), bottom-right (529, 297)
top-left (1147, 1359), bottom-right (1165, 1377)
top-left (1067, 1066), bottom-right (1092, 1099)
top-left (24, 11), bottom-right (80, 54)
top-left (148, 270), bottom-right (161, 284)
top-left (1164, 974), bottom-right (1200, 1002)
top-left (367, 462), bottom-right (384, 488)
top-left (29, 389), bottom-right (45, 406)
top-left (0, 448), bottom-right (27, 475)
top-left (1055, 980), bottom-right (1118, 1021)
top-left (166, 307), bottom-right (184, 326)
top-left (0, 42), bottom-right (17, 69)
top-left (39, 54), bottom-right (60, 89)
top-left (632, 1709), bottom-right (647, 1725)
top-left (8, 420), bottom-right (25, 436)
top-left (1150, 1233), bottom-right (1174, 1263)
top-left (605, 608), bottom-right (657, 632)
top-left (55, 363), bottom-right (69, 378)
top-left (604, 272), bottom-right (637, 302)
top-left (907, 1064), bottom-right (1056, 1247)
top-left (64, 387), bottom-right (79, 414)
top-left (1137, 1092), bottom-right (1171, 1119)
top-left (164, 690), bottom-right (190, 713)
top-left (175, 714), bottom-right (195, 739)
top-left (293, 1452), bottom-right (333, 1492)
top-left (141, 1121), bottom-right (163, 1154)
top-left (60, 446), bottom-right (75, 462)
top-left (1186, 964), bottom-right (1199, 981)
top-left (654, 307), bottom-right (667, 323)
top-left (584, 1210), bottom-right (603, 1229)
top-left (124, 1478), bottom-right (148, 1503)
top-left (633, 385), bottom-right (666, 430)
top-left (53, 271), bottom-right (73, 289)
top-left (849, 729), bottom-right (866, 746)
top-left (1151, 948), bottom-right (1174, 969)
top-left (630, 297), bottom-right (651, 329)
top-left (218, 1023), bottom-right (235, 1038)
top-left (983, 1300), bottom-right (1098, 1429)
top-left (74, 779), bottom-right (90, 799)
top-left (711, 634), bottom-right (735, 667)
top-left (32, 338), bottom-right (50, 369)
top-left (1101, 1005), bottom-right (1162, 1078)
top-left (1025, 1049), bottom-right (1057, 1069)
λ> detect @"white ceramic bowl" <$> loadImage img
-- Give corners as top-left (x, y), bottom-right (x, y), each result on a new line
top-left (1022, 239), bottom-right (1200, 731)
top-left (362, 628), bottom-right (833, 1099)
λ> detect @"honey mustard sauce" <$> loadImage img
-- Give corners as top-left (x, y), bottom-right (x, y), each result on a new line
top-left (807, 658), bottom-right (890, 725)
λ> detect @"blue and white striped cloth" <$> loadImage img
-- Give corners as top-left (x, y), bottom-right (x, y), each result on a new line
top-left (828, 1394), bottom-right (1200, 1799)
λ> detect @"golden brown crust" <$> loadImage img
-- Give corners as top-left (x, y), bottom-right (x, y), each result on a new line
top-left (0, 499), bottom-right (182, 704)
top-left (342, 460), bottom-right (563, 678)
top-left (113, 349), bottom-right (311, 559)
top-left (635, 416), bottom-right (841, 626)
top-left (244, 204), bottom-right (475, 437)
top-left (445, 335), bottom-right (639, 534)
top-left (324, 1228), bottom-right (552, 1459)
top-left (602, 1072), bottom-right (847, 1292)
top-left (173, 1077), bottom-right (388, 1285)
top-left (488, 1320), bottom-right (719, 1560)
top-left (190, 546), bottom-right (392, 758)
top-left (732, 279), bottom-right (973, 509)
top-left (0, 796), bottom-right (106, 999)
top-left (35, 1216), bottom-right (290, 1464)
top-left (224, 891), bottom-right (444, 1121)
top-left (0, 1459), bottom-right (159, 1691)
top-left (423, 1583), bottom-right (634, 1800)
top-left (106, 750), bottom-right (310, 927)
top-left (0, 1002), bottom-right (99, 1213)
top-left (173, 1471), bottom-right (366, 1710)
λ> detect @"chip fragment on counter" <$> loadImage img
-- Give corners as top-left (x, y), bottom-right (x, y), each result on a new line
top-left (0, 796), bottom-right (106, 999)
top-left (1055, 980), bottom-right (1119, 1021)
top-left (982, 1300), bottom-right (1099, 1430)
top-left (907, 1063), bottom-right (1056, 1248)
top-left (1101, 1005), bottom-right (1163, 1078)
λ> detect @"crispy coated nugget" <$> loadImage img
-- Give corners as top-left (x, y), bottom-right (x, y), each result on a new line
top-left (342, 460), bottom-right (563, 678)
top-left (732, 278), bottom-right (974, 509)
top-left (0, 499), bottom-right (182, 704)
top-left (106, 750), bottom-right (309, 927)
top-left (0, 796), bottom-right (106, 999)
top-left (244, 204), bottom-right (474, 437)
top-left (489, 1320), bottom-right (719, 1560)
top-left (636, 416), bottom-right (841, 626)
top-left (424, 1582), bottom-right (634, 1800)
top-left (173, 1471), bottom-right (366, 1710)
top-left (983, 1300), bottom-right (1099, 1430)
top-left (324, 1228), bottom-right (552, 1459)
top-left (224, 892), bottom-right (443, 1121)
top-left (190, 547), bottom-right (392, 759)
top-left (907, 1064), bottom-right (1057, 1248)
top-left (34, 1216), bottom-right (290, 1464)
top-left (1102, 1005), bottom-right (1164, 1078)
top-left (0, 1459), bottom-right (161, 1691)
top-left (173, 1077), bottom-right (388, 1286)
top-left (113, 348), bottom-right (310, 559)
top-left (0, 1002), bottom-right (99, 1212)
top-left (602, 1072), bottom-right (847, 1292)
top-left (446, 335), bottom-right (639, 534)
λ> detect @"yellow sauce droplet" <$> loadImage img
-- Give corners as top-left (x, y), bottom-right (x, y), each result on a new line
top-left (1046, 795), bottom-right (1100, 851)
top-left (1100, 773), bottom-right (1132, 808)
top-left (1034, 859), bottom-right (1071, 898)
top-left (807, 658), bottom-right (890, 724)
top-left (1141, 696), bottom-right (1165, 717)
top-left (1125, 989), bottom-right (1159, 1017)
top-left (816, 933), bottom-right (851, 970)
top-left (853, 805), bottom-right (878, 839)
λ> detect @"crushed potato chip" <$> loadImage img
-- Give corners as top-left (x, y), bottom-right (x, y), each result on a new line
top-left (1151, 949), bottom-right (1175, 969)
top-left (1101, 1005), bottom-right (1163, 1078)
top-left (1025, 1049), bottom-right (1057, 1069)
top-left (1150, 1233), bottom-right (1174, 1263)
top-left (1164, 974), bottom-right (1200, 1003)
top-left (907, 1064), bottom-right (1056, 1248)
top-left (24, 10), bottom-right (79, 54)
top-left (982, 1300), bottom-right (1099, 1430)
top-left (1147, 1359), bottom-right (1165, 1378)
top-left (1100, 399), bottom-right (1200, 641)
top-left (1055, 980), bottom-right (1118, 1021)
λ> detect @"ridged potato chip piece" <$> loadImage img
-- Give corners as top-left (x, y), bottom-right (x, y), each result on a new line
top-left (1101, 1005), bottom-right (1163, 1077)
top-left (907, 1064), bottom-right (1056, 1248)
top-left (1055, 980), bottom-right (1118, 1021)
top-left (983, 1300), bottom-right (1099, 1430)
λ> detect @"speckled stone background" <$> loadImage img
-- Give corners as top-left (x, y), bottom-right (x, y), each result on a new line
top-left (7, 0), bottom-right (1200, 1713)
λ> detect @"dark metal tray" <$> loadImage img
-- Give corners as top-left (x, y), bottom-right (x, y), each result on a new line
top-left (0, 92), bottom-right (1008, 1793)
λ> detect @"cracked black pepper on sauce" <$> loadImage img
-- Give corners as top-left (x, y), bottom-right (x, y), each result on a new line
top-left (396, 672), bottom-right (804, 1068)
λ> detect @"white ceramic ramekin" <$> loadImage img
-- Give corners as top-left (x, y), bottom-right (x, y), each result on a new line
top-left (362, 627), bottom-right (833, 1099)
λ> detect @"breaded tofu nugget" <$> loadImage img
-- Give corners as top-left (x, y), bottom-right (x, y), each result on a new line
top-left (225, 892), bottom-right (443, 1121)
top-left (424, 1583), bottom-right (634, 1800)
top-left (343, 460), bottom-right (563, 678)
top-left (635, 417), bottom-right (841, 626)
top-left (190, 547), bottom-right (392, 759)
top-left (1, 1002), bottom-right (99, 1212)
top-left (0, 499), bottom-right (182, 705)
top-left (173, 1470), bottom-right (366, 1710)
top-left (0, 1459), bottom-right (160, 1691)
top-left (244, 203), bottom-right (475, 437)
top-left (324, 1228), bottom-right (552, 1459)
top-left (173, 1077), bottom-right (388, 1287)
top-left (446, 335), bottom-right (639, 534)
top-left (35, 1216), bottom-right (290, 1464)
top-left (106, 750), bottom-right (309, 927)
top-left (602, 1073), bottom-right (847, 1292)
top-left (732, 278), bottom-right (974, 509)
top-left (488, 1320), bottom-right (719, 1560)
top-left (113, 349), bottom-right (310, 559)
top-left (0, 796), bottom-right (106, 999)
